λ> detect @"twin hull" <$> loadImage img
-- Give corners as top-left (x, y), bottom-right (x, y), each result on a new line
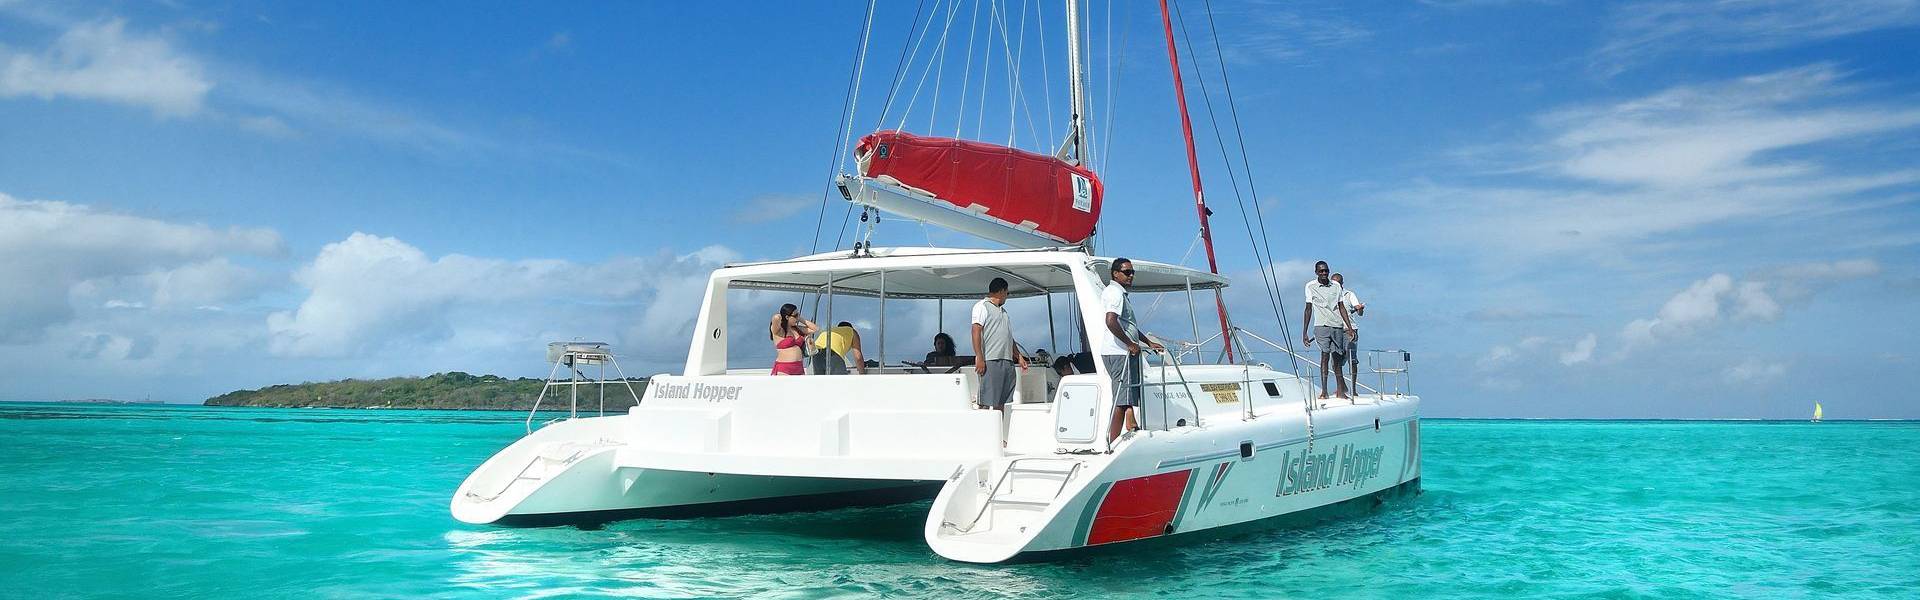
top-left (451, 375), bottom-right (1419, 562)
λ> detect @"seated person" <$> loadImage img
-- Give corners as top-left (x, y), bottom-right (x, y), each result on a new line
top-left (1046, 356), bottom-right (1076, 398)
top-left (812, 321), bottom-right (866, 375)
top-left (1068, 351), bottom-right (1097, 377)
top-left (925, 332), bottom-right (958, 365)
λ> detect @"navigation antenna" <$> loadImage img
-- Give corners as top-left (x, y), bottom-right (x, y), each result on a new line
top-left (526, 342), bottom-right (644, 433)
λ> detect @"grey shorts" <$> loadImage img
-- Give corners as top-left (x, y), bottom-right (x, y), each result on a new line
top-left (1313, 326), bottom-right (1351, 360)
top-left (1103, 354), bottom-right (1143, 407)
top-left (979, 359), bottom-right (1016, 408)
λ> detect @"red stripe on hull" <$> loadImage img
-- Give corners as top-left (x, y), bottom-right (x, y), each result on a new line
top-left (1086, 470), bottom-right (1193, 546)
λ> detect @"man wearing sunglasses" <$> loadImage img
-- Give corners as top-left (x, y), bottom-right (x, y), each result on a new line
top-left (1100, 258), bottom-right (1162, 447)
top-left (1302, 260), bottom-right (1357, 400)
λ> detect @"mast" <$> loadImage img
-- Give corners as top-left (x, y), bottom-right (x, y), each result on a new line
top-left (1057, 0), bottom-right (1089, 166)
top-left (1157, 0), bottom-right (1234, 361)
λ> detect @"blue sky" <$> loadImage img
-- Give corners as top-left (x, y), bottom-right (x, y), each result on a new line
top-left (1, 0), bottom-right (1916, 418)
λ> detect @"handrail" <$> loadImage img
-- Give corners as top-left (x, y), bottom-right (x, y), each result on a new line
top-left (526, 345), bottom-right (647, 433)
top-left (1232, 328), bottom-right (1412, 400)
top-left (1146, 346), bottom-right (1201, 429)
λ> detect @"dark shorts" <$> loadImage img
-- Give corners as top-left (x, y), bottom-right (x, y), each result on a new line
top-left (811, 351), bottom-right (848, 375)
top-left (1313, 326), bottom-right (1351, 360)
top-left (979, 359), bottom-right (1016, 408)
top-left (1103, 354), bottom-right (1142, 407)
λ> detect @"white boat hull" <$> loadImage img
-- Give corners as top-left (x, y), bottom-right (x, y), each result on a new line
top-left (926, 396), bottom-right (1420, 563)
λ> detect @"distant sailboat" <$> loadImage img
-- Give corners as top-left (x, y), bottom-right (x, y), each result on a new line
top-left (1813, 403), bottom-right (1824, 422)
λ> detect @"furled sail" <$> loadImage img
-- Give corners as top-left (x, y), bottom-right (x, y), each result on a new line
top-left (851, 130), bottom-right (1104, 247)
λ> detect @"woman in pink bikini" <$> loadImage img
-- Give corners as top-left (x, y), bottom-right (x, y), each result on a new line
top-left (769, 303), bottom-right (817, 376)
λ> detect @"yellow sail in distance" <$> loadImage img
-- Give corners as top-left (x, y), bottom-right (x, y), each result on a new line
top-left (1814, 403), bottom-right (1824, 422)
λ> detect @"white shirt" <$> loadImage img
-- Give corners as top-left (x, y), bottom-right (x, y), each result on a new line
top-left (1304, 280), bottom-right (1347, 329)
top-left (970, 298), bottom-right (1015, 361)
top-left (1095, 281), bottom-right (1135, 356)
top-left (1340, 289), bottom-right (1363, 330)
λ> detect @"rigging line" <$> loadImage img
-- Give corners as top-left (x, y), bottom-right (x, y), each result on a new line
top-left (1201, 0), bottom-right (1298, 362)
top-left (975, 0), bottom-right (997, 140)
top-left (1035, 0), bottom-right (1053, 145)
top-left (1011, 0), bottom-right (1045, 149)
top-left (871, 0), bottom-right (938, 130)
top-left (1171, 0), bottom-right (1289, 352)
top-left (809, 0), bottom-right (881, 257)
top-left (1081, 0), bottom-right (1098, 170)
top-left (955, 0), bottom-right (982, 137)
top-left (840, 0), bottom-right (881, 174)
top-left (1167, 0), bottom-right (1274, 361)
top-left (1099, 0), bottom-right (1129, 172)
top-left (929, 0), bottom-right (960, 131)
top-left (928, 0), bottom-right (953, 132)
top-left (896, 0), bottom-right (966, 133)
top-left (1008, 0), bottom-right (1029, 147)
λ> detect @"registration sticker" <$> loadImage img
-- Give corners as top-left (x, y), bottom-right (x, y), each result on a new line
top-left (1199, 383), bottom-right (1240, 404)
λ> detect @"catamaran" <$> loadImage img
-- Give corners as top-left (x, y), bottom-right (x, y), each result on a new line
top-left (451, 0), bottom-right (1421, 563)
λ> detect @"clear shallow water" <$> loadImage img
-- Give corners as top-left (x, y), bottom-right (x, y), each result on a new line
top-left (1, 404), bottom-right (1915, 599)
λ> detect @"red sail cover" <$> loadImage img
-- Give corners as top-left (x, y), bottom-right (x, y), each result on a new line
top-left (856, 130), bottom-right (1103, 245)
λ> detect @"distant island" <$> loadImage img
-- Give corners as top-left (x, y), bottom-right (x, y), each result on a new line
top-left (204, 371), bottom-right (648, 410)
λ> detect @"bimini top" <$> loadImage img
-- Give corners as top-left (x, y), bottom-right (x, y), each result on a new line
top-left (719, 246), bottom-right (1226, 300)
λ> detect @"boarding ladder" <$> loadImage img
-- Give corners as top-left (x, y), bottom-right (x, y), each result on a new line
top-left (462, 445), bottom-right (591, 503)
top-left (944, 457), bottom-right (1086, 534)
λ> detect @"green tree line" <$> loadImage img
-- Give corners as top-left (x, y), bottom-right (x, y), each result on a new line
top-left (203, 372), bottom-right (648, 410)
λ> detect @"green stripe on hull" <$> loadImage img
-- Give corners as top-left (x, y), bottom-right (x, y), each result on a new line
top-left (1070, 481), bottom-right (1113, 547)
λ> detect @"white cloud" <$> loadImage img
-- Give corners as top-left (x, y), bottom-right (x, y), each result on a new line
top-left (1537, 65), bottom-right (1920, 188)
top-left (1368, 66), bottom-right (1920, 265)
top-left (148, 258), bottom-right (267, 310)
top-left (1618, 261), bottom-right (1879, 357)
top-left (1722, 359), bottom-right (1789, 385)
top-left (0, 18), bottom-right (211, 116)
top-left (266, 233), bottom-right (737, 359)
top-left (1559, 333), bottom-right (1596, 366)
top-left (731, 194), bottom-right (816, 224)
top-left (1202, 1), bottom-right (1372, 64)
top-left (1595, 1), bottom-right (1920, 76)
top-left (1476, 336), bottom-right (1547, 372)
top-left (0, 192), bottom-right (282, 342)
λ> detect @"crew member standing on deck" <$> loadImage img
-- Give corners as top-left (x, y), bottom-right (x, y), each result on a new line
top-left (971, 278), bottom-right (1028, 411)
top-left (1301, 261), bottom-right (1356, 399)
top-left (1332, 272), bottom-right (1365, 393)
top-left (1100, 258), bottom-right (1162, 447)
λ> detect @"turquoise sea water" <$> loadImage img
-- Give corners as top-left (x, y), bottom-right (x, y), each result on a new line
top-left (1, 403), bottom-right (1915, 599)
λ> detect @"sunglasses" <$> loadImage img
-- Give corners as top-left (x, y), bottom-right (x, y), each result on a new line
top-left (1117, 269), bottom-right (1135, 275)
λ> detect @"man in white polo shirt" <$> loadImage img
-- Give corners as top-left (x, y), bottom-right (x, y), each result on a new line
top-left (1100, 258), bottom-right (1162, 446)
top-left (1300, 260), bottom-right (1356, 400)
top-left (971, 277), bottom-right (1028, 411)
